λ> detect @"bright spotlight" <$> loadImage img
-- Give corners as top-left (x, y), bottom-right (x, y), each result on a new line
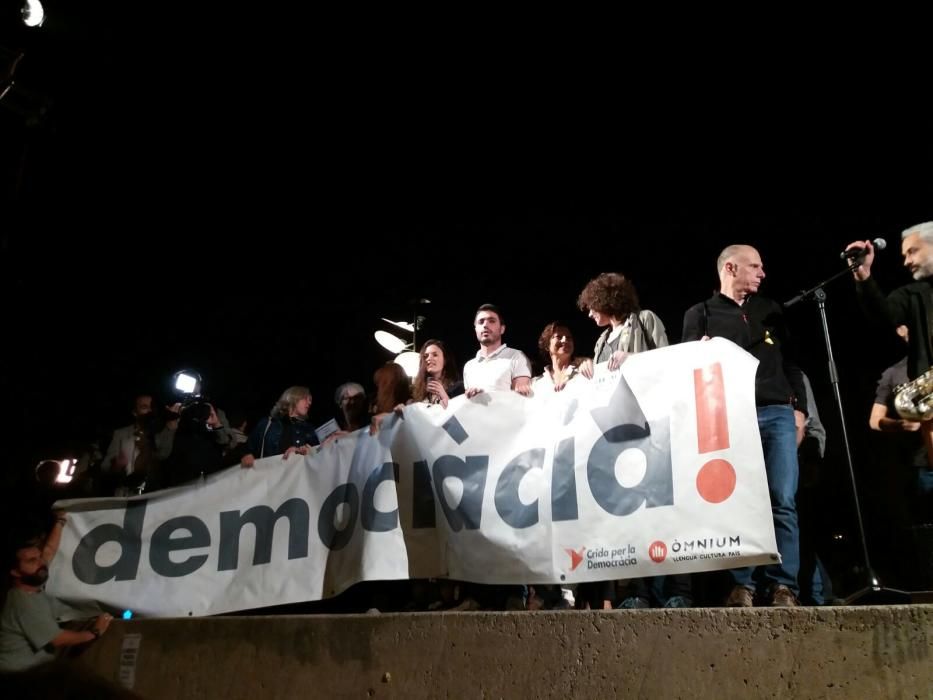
top-left (36, 459), bottom-right (75, 485)
top-left (374, 330), bottom-right (409, 354)
top-left (375, 301), bottom-right (427, 358)
top-left (172, 370), bottom-right (202, 397)
top-left (21, 0), bottom-right (45, 28)
top-left (394, 351), bottom-right (420, 378)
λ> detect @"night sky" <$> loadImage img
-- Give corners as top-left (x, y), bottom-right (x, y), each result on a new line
top-left (2, 1), bottom-right (931, 496)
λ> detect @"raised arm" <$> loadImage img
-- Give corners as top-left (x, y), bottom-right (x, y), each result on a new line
top-left (42, 513), bottom-right (67, 563)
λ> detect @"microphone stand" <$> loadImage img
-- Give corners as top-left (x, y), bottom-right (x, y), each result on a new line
top-left (785, 259), bottom-right (911, 604)
top-left (409, 298), bottom-right (430, 353)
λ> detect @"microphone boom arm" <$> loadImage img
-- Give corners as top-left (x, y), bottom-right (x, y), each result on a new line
top-left (784, 259), bottom-right (861, 309)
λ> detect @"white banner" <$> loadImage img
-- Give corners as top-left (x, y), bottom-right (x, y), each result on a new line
top-left (48, 339), bottom-right (777, 616)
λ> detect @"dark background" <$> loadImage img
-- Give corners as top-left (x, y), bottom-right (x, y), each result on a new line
top-left (1, 2), bottom-right (931, 589)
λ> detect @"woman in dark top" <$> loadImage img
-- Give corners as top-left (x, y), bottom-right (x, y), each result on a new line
top-left (163, 401), bottom-right (225, 487)
top-left (241, 386), bottom-right (318, 467)
top-left (411, 339), bottom-right (463, 408)
top-left (370, 339), bottom-right (464, 435)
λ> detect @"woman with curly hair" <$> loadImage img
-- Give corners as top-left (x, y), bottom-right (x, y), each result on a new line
top-left (576, 272), bottom-right (668, 378)
top-left (576, 273), bottom-right (692, 608)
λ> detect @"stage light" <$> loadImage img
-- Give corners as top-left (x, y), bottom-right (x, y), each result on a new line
top-left (21, 1), bottom-right (45, 28)
top-left (394, 351), bottom-right (420, 378)
top-left (172, 370), bottom-right (202, 398)
top-left (374, 330), bottom-right (410, 354)
top-left (36, 458), bottom-right (75, 485)
top-left (375, 300), bottom-right (430, 378)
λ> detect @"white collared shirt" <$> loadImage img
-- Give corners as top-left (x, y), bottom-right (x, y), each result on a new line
top-left (463, 344), bottom-right (532, 392)
top-left (532, 363), bottom-right (584, 393)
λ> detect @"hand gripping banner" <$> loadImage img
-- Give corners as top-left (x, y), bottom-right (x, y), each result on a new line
top-left (48, 339), bottom-right (777, 616)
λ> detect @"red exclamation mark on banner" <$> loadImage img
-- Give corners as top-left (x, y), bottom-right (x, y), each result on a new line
top-left (693, 362), bottom-right (736, 504)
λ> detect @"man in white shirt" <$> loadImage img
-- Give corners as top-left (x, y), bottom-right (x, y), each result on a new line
top-left (463, 304), bottom-right (533, 397)
top-left (458, 304), bottom-right (533, 611)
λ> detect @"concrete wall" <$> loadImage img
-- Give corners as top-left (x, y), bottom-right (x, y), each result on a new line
top-left (81, 605), bottom-right (933, 699)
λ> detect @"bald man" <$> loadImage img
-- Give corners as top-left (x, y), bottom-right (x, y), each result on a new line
top-left (682, 244), bottom-right (808, 607)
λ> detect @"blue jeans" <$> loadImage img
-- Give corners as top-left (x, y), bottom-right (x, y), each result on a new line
top-left (917, 468), bottom-right (933, 498)
top-left (731, 404), bottom-right (800, 595)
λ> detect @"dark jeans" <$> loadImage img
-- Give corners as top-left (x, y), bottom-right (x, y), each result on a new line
top-left (730, 405), bottom-right (801, 594)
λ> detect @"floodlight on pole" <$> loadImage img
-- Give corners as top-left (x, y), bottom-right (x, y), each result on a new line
top-left (381, 318), bottom-right (414, 333)
top-left (374, 330), bottom-right (410, 354)
top-left (375, 302), bottom-right (429, 378)
top-left (394, 351), bottom-right (420, 378)
top-left (21, 0), bottom-right (45, 28)
top-left (411, 298), bottom-right (430, 351)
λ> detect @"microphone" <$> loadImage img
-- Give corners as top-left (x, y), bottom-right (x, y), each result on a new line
top-left (425, 368), bottom-right (439, 404)
top-left (840, 238), bottom-right (886, 260)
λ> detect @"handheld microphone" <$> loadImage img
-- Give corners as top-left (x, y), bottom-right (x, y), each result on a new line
top-left (840, 238), bottom-right (886, 260)
top-left (425, 368), bottom-right (439, 403)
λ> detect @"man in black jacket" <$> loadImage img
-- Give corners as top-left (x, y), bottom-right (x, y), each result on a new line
top-left (845, 221), bottom-right (933, 382)
top-left (683, 244), bottom-right (807, 607)
top-left (848, 223), bottom-right (933, 582)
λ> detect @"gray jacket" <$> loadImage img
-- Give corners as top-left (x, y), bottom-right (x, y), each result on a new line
top-left (593, 309), bottom-right (669, 362)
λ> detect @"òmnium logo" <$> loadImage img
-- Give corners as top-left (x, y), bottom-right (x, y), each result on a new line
top-left (565, 547), bottom-right (586, 571)
top-left (648, 540), bottom-right (667, 563)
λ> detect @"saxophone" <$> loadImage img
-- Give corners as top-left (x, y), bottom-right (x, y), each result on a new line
top-left (894, 367), bottom-right (933, 421)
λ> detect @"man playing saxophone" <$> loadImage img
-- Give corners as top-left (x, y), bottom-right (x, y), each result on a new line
top-left (868, 325), bottom-right (933, 585)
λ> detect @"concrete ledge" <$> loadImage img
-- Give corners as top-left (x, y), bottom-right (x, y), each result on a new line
top-left (81, 605), bottom-right (933, 699)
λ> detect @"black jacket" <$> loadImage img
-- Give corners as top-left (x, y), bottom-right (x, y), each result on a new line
top-left (682, 293), bottom-right (808, 414)
top-left (857, 277), bottom-right (933, 380)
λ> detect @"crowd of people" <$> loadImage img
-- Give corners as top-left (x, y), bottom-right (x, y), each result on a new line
top-left (3, 224), bottom-right (933, 673)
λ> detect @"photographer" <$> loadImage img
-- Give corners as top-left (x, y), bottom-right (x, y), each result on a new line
top-left (99, 394), bottom-right (167, 496)
top-left (160, 401), bottom-right (227, 488)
